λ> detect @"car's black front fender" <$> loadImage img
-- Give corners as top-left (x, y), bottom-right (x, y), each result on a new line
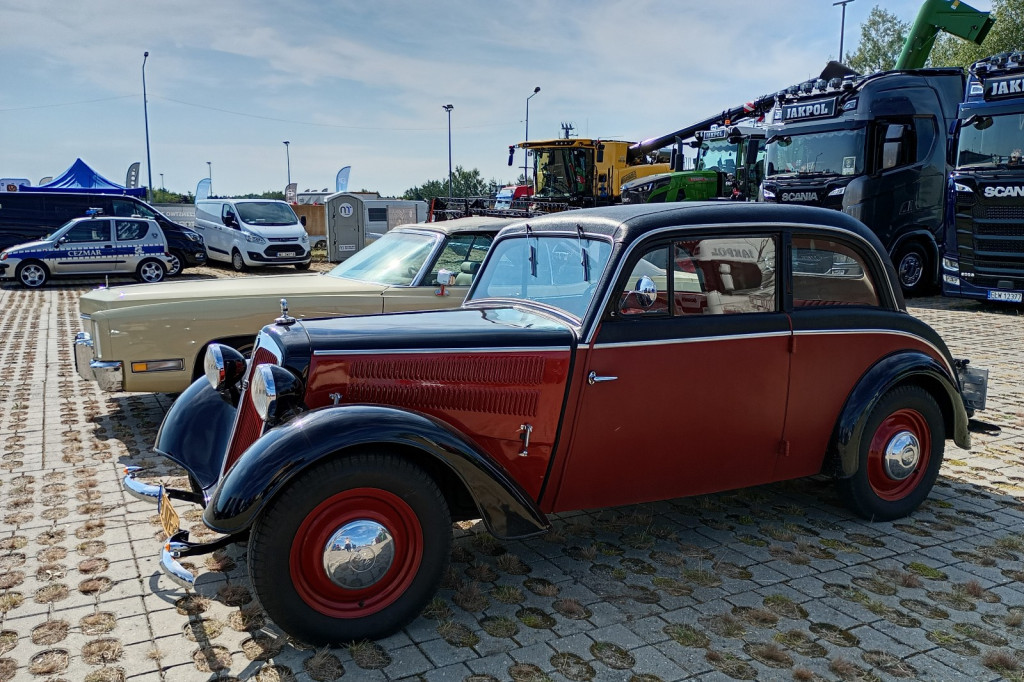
top-left (203, 405), bottom-right (550, 540)
top-left (832, 351), bottom-right (969, 478)
top-left (154, 377), bottom-right (239, 491)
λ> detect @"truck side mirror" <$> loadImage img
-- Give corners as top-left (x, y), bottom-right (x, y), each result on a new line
top-left (508, 146), bottom-right (516, 166)
top-left (596, 144), bottom-right (604, 163)
top-left (881, 123), bottom-right (906, 171)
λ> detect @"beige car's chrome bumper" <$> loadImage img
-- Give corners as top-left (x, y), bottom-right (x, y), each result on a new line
top-left (74, 332), bottom-right (123, 392)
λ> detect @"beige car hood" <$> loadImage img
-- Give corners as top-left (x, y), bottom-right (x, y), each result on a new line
top-left (79, 273), bottom-right (388, 316)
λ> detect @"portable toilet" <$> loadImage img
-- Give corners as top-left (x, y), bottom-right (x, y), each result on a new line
top-left (324, 193), bottom-right (428, 262)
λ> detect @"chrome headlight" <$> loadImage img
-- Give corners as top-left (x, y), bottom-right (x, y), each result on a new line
top-left (185, 231), bottom-right (202, 243)
top-left (761, 186), bottom-right (776, 200)
top-left (250, 364), bottom-right (304, 424)
top-left (942, 256), bottom-right (959, 272)
top-left (827, 186), bottom-right (846, 196)
top-left (300, 233), bottom-right (309, 244)
top-left (204, 343), bottom-right (247, 391)
top-left (244, 231), bottom-right (267, 244)
top-left (954, 182), bottom-right (972, 193)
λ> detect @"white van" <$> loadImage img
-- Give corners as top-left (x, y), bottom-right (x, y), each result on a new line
top-left (194, 199), bottom-right (311, 271)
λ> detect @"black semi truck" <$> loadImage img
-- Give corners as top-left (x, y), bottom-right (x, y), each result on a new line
top-left (942, 52), bottom-right (1024, 304)
top-left (760, 67), bottom-right (965, 295)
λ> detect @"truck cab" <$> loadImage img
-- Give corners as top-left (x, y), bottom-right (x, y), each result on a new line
top-left (761, 69), bottom-right (965, 295)
top-left (942, 52), bottom-right (1024, 304)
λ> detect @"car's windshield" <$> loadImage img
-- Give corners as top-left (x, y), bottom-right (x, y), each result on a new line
top-left (956, 113), bottom-right (1024, 169)
top-left (534, 148), bottom-right (593, 199)
top-left (697, 138), bottom-right (740, 173)
top-left (468, 234), bottom-right (613, 320)
top-left (326, 231), bottom-right (439, 285)
top-left (766, 128), bottom-right (866, 177)
top-left (236, 202), bottom-right (299, 226)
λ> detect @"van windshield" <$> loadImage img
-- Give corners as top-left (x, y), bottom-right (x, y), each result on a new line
top-left (236, 202), bottom-right (299, 226)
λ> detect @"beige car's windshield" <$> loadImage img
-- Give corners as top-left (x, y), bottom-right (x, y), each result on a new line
top-left (326, 231), bottom-right (439, 285)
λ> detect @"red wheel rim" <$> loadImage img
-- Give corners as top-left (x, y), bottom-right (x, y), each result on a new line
top-left (289, 487), bottom-right (423, 618)
top-left (866, 408), bottom-right (931, 501)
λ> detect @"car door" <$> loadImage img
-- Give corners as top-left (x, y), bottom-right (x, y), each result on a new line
top-left (52, 219), bottom-right (113, 275)
top-left (553, 232), bottom-right (792, 512)
top-left (112, 219), bottom-right (160, 273)
top-left (381, 233), bottom-right (494, 312)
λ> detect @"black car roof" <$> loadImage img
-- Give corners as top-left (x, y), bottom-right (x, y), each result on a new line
top-left (498, 202), bottom-right (885, 251)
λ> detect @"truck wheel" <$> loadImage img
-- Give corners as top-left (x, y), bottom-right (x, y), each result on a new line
top-left (136, 259), bottom-right (166, 283)
top-left (231, 249), bottom-right (247, 272)
top-left (16, 261), bottom-right (49, 288)
top-left (165, 250), bottom-right (184, 277)
top-left (248, 452), bottom-right (451, 645)
top-left (837, 385), bottom-right (944, 521)
top-left (893, 243), bottom-right (929, 296)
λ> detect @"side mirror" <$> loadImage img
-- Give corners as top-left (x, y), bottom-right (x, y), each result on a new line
top-left (299, 215), bottom-right (307, 227)
top-left (508, 145), bottom-right (516, 166)
top-left (596, 144), bottom-right (605, 164)
top-left (633, 275), bottom-right (658, 308)
top-left (223, 213), bottom-right (237, 227)
top-left (435, 268), bottom-right (455, 296)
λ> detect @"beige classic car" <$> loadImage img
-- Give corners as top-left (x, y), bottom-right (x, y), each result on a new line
top-left (75, 216), bottom-right (513, 393)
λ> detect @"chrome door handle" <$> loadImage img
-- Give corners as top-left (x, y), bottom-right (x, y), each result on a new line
top-left (588, 371), bottom-right (618, 385)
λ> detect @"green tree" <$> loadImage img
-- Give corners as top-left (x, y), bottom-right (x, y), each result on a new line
top-left (930, 0), bottom-right (1024, 69)
top-left (847, 6), bottom-right (909, 73)
top-left (402, 166), bottom-right (510, 201)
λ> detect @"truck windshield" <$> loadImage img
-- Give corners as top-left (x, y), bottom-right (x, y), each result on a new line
top-left (697, 138), bottom-right (740, 173)
top-left (534, 148), bottom-right (593, 199)
top-left (326, 231), bottom-right (439, 285)
top-left (766, 129), bottom-right (866, 178)
top-left (956, 113), bottom-right (1024, 169)
top-left (468, 234), bottom-right (612, 320)
top-left (236, 202), bottom-right (299, 226)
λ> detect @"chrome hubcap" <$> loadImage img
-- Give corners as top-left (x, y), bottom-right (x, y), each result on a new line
top-left (883, 430), bottom-right (920, 480)
top-left (322, 519), bottom-right (395, 590)
top-left (22, 266), bottom-right (44, 286)
top-left (899, 254), bottom-right (922, 286)
top-left (141, 263), bottom-right (162, 281)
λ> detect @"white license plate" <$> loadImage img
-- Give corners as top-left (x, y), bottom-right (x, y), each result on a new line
top-left (278, 252), bottom-right (295, 258)
top-left (987, 290), bottom-right (1022, 303)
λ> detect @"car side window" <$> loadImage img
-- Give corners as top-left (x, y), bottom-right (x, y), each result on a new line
top-left (115, 220), bottom-right (149, 241)
top-left (64, 220), bottom-right (111, 243)
top-left (792, 236), bottom-right (880, 307)
top-left (430, 234), bottom-right (493, 285)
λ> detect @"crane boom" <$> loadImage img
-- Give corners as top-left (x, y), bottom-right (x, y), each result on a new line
top-left (895, 0), bottom-right (994, 70)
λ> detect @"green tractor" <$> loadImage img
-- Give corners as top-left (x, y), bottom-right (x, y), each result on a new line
top-left (621, 124), bottom-right (765, 203)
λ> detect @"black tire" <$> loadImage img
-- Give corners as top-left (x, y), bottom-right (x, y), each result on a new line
top-left (248, 452), bottom-right (451, 645)
top-left (892, 242), bottom-right (930, 297)
top-left (837, 385), bottom-right (944, 521)
top-left (165, 250), bottom-right (184, 277)
top-left (136, 258), bottom-right (166, 283)
top-left (295, 261), bottom-right (311, 271)
top-left (16, 261), bottom-right (49, 288)
top-left (231, 249), bottom-right (247, 272)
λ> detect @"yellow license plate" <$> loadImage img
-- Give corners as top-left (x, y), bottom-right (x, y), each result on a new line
top-left (159, 488), bottom-right (181, 538)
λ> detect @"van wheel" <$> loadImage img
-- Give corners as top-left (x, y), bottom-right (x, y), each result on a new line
top-left (295, 261), bottom-right (311, 271)
top-left (16, 261), bottom-right (49, 288)
top-left (165, 251), bottom-right (184, 277)
top-left (231, 249), bottom-right (247, 272)
top-left (136, 259), bottom-right (167, 283)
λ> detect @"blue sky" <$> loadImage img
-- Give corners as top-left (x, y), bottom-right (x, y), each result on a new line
top-left (0, 0), bottom-right (988, 198)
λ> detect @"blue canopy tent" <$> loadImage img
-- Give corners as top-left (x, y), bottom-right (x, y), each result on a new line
top-left (20, 158), bottom-right (146, 197)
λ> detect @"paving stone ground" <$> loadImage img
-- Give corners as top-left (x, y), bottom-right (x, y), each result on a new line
top-left (0, 263), bottom-right (1021, 682)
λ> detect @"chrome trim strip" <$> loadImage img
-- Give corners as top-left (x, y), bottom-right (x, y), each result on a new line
top-left (161, 544), bottom-right (196, 589)
top-left (793, 328), bottom-right (955, 375)
top-left (593, 331), bottom-right (791, 349)
top-left (123, 473), bottom-right (162, 501)
top-left (313, 345), bottom-right (571, 357)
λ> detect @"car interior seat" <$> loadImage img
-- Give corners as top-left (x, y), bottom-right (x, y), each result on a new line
top-left (455, 261), bottom-right (480, 286)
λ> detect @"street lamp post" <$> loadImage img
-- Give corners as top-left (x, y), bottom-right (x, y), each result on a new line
top-left (142, 52), bottom-right (154, 202)
top-left (524, 87), bottom-right (540, 188)
top-left (283, 141), bottom-right (291, 187)
top-left (833, 0), bottom-right (855, 63)
top-left (207, 161), bottom-right (212, 196)
top-left (442, 105), bottom-right (454, 198)
top-left (159, 173), bottom-right (164, 189)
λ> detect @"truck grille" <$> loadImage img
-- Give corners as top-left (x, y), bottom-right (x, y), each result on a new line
top-left (223, 346), bottom-right (278, 472)
top-left (973, 204), bottom-right (1024, 220)
top-left (976, 238), bottom-right (1024, 254)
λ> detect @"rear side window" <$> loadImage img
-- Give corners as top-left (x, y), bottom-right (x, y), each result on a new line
top-left (114, 220), bottom-right (150, 241)
top-left (792, 236), bottom-right (880, 307)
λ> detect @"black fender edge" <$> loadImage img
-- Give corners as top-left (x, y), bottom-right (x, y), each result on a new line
top-left (154, 378), bottom-right (239, 491)
top-left (831, 351), bottom-right (969, 479)
top-left (203, 405), bottom-right (550, 540)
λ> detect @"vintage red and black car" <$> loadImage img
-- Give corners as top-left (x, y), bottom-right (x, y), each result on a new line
top-left (132, 202), bottom-right (988, 645)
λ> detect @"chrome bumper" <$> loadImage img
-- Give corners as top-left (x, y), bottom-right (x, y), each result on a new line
top-left (74, 332), bottom-right (123, 391)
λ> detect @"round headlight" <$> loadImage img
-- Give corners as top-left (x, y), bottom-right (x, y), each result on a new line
top-left (204, 343), bottom-right (247, 391)
top-left (250, 364), bottom-right (303, 424)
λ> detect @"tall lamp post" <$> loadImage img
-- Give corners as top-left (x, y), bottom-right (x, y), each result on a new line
top-left (142, 52), bottom-right (154, 202)
top-left (524, 86), bottom-right (540, 188)
top-left (833, 0), bottom-right (855, 63)
top-left (207, 161), bottom-right (212, 196)
top-left (159, 173), bottom-right (164, 189)
top-left (283, 141), bottom-right (291, 187)
top-left (442, 104), bottom-right (454, 198)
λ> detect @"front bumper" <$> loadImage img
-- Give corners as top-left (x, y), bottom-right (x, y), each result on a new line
top-left (246, 248), bottom-right (310, 265)
top-left (0, 263), bottom-right (8, 276)
top-left (183, 249), bottom-right (207, 266)
top-left (74, 332), bottom-right (123, 391)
